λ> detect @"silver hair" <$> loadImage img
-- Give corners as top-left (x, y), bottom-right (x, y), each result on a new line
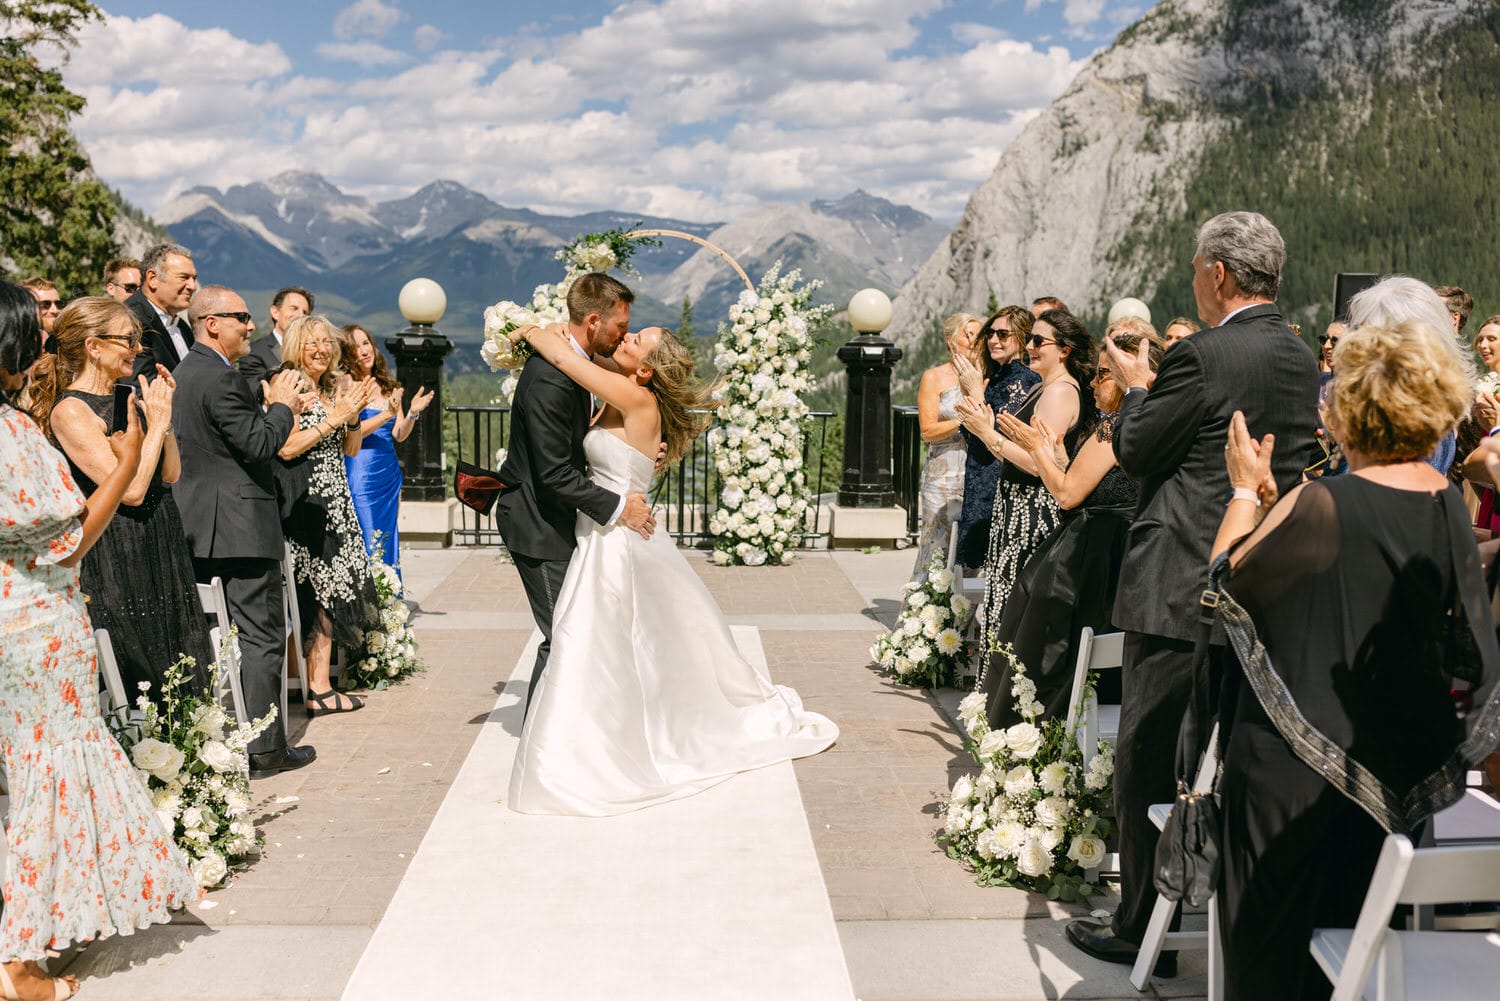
top-left (1346, 275), bottom-right (1477, 383)
top-left (1194, 211), bottom-right (1285, 300)
top-left (141, 242), bottom-right (194, 277)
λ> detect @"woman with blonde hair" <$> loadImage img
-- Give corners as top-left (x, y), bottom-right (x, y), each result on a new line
top-left (28, 296), bottom-right (213, 698)
top-left (276, 314), bottom-right (377, 715)
top-left (910, 312), bottom-right (982, 579)
top-left (505, 323), bottom-right (838, 815)
top-left (1210, 318), bottom-right (1500, 999)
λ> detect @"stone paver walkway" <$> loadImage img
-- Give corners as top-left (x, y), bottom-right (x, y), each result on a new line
top-left (56, 547), bottom-right (1207, 1001)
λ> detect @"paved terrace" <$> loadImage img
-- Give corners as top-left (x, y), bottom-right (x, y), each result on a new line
top-left (57, 547), bottom-right (1210, 1001)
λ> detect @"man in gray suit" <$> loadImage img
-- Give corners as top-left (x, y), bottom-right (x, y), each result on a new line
top-left (1066, 212), bottom-right (1320, 972)
top-left (172, 284), bottom-right (316, 778)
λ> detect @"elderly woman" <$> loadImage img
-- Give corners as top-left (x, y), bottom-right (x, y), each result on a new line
top-left (277, 314), bottom-right (378, 715)
top-left (0, 282), bottom-right (198, 1001)
top-left (27, 297), bottom-right (214, 698)
top-left (979, 326), bottom-right (1160, 725)
top-left (952, 306), bottom-right (1041, 569)
top-left (910, 312), bottom-right (982, 578)
top-left (1210, 318), bottom-right (1500, 1001)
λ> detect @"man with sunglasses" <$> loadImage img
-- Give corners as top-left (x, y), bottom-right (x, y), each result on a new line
top-left (19, 277), bottom-right (61, 347)
top-left (124, 242), bottom-right (198, 380)
top-left (103, 257), bottom-right (143, 303)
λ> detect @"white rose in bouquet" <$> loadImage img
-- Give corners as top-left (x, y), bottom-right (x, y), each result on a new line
top-left (944, 806), bottom-right (971, 835)
top-left (1016, 837), bottom-right (1053, 878)
top-left (190, 851), bottom-right (229, 888)
top-left (1005, 722), bottom-right (1044, 759)
top-left (950, 774), bottom-right (975, 805)
top-left (957, 691), bottom-right (985, 724)
top-left (1034, 796), bottom-right (1072, 829)
top-left (1039, 761), bottom-right (1071, 795)
top-left (906, 641), bottom-right (931, 665)
top-left (133, 738), bottom-right (185, 781)
top-left (974, 772), bottom-right (997, 801)
top-left (1002, 765), bottom-right (1036, 798)
top-left (975, 828), bottom-right (1002, 860)
top-left (1039, 826), bottom-right (1065, 852)
top-left (1067, 835), bottom-right (1107, 869)
top-left (199, 739), bottom-right (236, 774)
top-left (978, 729), bottom-right (1009, 759)
top-left (181, 805), bottom-right (205, 831)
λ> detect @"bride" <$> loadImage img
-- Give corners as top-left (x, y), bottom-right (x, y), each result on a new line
top-left (506, 323), bottom-right (838, 816)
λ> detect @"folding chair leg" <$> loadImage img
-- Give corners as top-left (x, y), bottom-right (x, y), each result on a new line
top-left (1208, 895), bottom-right (1224, 1001)
top-left (1130, 893), bottom-right (1177, 990)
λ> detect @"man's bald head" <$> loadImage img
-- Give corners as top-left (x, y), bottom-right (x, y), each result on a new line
top-left (190, 285), bottom-right (254, 362)
top-left (190, 285), bottom-right (244, 337)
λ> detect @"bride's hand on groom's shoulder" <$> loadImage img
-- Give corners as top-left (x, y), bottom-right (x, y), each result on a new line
top-left (653, 440), bottom-right (668, 472)
top-left (620, 491), bottom-right (656, 540)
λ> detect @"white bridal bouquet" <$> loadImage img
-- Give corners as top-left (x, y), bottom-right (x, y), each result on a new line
top-left (939, 645), bottom-right (1115, 901)
top-left (342, 547), bottom-right (424, 690)
top-left (870, 550), bottom-right (972, 688)
top-left (107, 650), bottom-right (275, 888)
top-left (707, 263), bottom-right (828, 566)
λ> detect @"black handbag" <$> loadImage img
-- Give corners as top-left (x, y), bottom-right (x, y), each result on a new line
top-left (454, 461), bottom-right (507, 516)
top-left (1152, 557), bottom-right (1226, 908)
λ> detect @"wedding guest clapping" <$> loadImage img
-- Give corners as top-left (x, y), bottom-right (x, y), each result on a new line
top-left (276, 315), bottom-right (379, 716)
top-left (1210, 320), bottom-right (1500, 1000)
top-left (1, 281), bottom-right (198, 1001)
top-left (910, 312), bottom-right (981, 578)
top-left (339, 323), bottom-right (433, 575)
top-left (27, 297), bottom-right (213, 699)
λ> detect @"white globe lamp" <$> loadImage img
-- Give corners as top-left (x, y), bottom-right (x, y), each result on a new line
top-left (1107, 296), bottom-right (1151, 326)
top-left (399, 277), bottom-right (447, 327)
top-left (848, 288), bottom-right (893, 336)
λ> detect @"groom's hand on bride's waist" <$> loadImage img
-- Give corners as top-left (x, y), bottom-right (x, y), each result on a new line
top-left (621, 491), bottom-right (656, 539)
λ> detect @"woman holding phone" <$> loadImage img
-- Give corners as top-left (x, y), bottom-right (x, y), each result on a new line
top-left (27, 296), bottom-right (213, 698)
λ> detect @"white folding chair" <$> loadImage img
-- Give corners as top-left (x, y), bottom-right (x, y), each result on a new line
top-left (947, 524), bottom-right (988, 684)
top-left (1131, 725), bottom-right (1224, 1000)
top-left (196, 577), bottom-right (248, 725)
top-left (1311, 835), bottom-right (1500, 1001)
top-left (93, 628), bottom-right (129, 718)
top-left (282, 543), bottom-right (309, 723)
top-left (1063, 627), bottom-right (1124, 769)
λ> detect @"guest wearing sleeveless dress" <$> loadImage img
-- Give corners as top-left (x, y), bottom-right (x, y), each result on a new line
top-left (0, 282), bottom-right (198, 1001)
top-left (910, 313), bottom-right (982, 579)
top-left (339, 324), bottom-right (434, 576)
top-left (27, 297), bottom-right (213, 699)
top-left (276, 316), bottom-right (378, 716)
top-left (953, 306), bottom-right (1041, 569)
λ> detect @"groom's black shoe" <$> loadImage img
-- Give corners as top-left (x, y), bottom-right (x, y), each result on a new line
top-left (1065, 918), bottom-right (1177, 978)
top-left (249, 744), bottom-right (317, 780)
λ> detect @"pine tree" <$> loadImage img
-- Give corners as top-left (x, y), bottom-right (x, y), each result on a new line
top-left (0, 1), bottom-right (118, 296)
top-left (985, 290), bottom-right (999, 314)
top-left (677, 295), bottom-right (695, 340)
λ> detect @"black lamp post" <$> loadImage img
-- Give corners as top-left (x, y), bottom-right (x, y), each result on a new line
top-left (837, 288), bottom-right (902, 508)
top-left (385, 278), bottom-right (452, 503)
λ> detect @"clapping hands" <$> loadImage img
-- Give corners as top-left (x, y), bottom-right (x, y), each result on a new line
top-left (137, 366), bottom-right (174, 428)
top-left (1225, 410), bottom-right (1278, 508)
top-left (954, 395), bottom-right (996, 439)
top-left (332, 377), bottom-right (377, 426)
top-left (953, 352), bottom-right (985, 400)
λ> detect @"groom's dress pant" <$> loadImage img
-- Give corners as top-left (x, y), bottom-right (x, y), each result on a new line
top-left (513, 552), bottom-right (572, 710)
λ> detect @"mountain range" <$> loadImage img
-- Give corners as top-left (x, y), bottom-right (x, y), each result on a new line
top-left (154, 172), bottom-right (947, 370)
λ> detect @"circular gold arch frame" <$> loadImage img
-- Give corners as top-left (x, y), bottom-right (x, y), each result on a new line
top-left (625, 228), bottom-right (755, 294)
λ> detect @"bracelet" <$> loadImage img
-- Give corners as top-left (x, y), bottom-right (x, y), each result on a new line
top-left (1230, 486), bottom-right (1260, 506)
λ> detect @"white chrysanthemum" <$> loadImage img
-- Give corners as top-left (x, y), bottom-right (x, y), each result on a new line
top-left (991, 820), bottom-right (1027, 858)
top-left (934, 628), bottom-right (962, 655)
top-left (974, 772), bottom-right (997, 802)
top-left (951, 593), bottom-right (972, 618)
top-left (1039, 826), bottom-right (1065, 853)
top-left (906, 641), bottom-right (931, 664)
top-left (974, 828), bottom-right (1001, 860)
top-left (928, 568), bottom-right (955, 592)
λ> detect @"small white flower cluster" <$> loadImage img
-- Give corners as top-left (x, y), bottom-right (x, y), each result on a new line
top-left (344, 549), bottom-right (424, 690)
top-left (938, 648), bottom-right (1115, 900)
top-left (114, 647), bottom-right (276, 889)
top-left (1476, 370), bottom-right (1500, 397)
top-left (870, 551), bottom-right (971, 688)
top-left (707, 264), bottom-right (829, 566)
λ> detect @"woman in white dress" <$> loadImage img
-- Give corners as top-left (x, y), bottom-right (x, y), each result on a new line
top-left (506, 324), bottom-right (839, 816)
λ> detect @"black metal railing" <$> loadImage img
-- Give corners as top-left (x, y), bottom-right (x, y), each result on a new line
top-left (891, 405), bottom-right (922, 541)
top-left (445, 405), bottom-right (837, 549)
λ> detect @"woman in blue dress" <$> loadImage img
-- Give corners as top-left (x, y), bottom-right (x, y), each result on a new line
top-left (340, 324), bottom-right (433, 576)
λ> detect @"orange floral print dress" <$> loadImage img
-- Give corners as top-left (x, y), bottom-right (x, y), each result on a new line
top-left (0, 405), bottom-right (198, 961)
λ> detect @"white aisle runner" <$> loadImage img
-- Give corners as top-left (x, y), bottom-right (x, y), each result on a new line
top-left (340, 627), bottom-right (855, 1001)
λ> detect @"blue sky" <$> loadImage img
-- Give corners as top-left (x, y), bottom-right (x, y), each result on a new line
top-left (69, 1), bottom-right (1138, 223)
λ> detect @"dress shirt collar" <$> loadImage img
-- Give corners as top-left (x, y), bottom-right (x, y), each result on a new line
top-left (1218, 301), bottom-right (1271, 327)
top-left (567, 332), bottom-right (591, 360)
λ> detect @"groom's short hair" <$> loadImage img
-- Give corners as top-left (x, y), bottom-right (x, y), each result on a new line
top-left (567, 273), bottom-right (634, 324)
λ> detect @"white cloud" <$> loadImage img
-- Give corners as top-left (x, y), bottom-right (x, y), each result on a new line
top-left (315, 40), bottom-right (410, 66)
top-left (951, 22), bottom-right (1011, 44)
top-left (412, 24), bottom-right (444, 52)
top-left (1063, 0), bottom-right (1107, 27)
top-left (333, 0), bottom-right (406, 41)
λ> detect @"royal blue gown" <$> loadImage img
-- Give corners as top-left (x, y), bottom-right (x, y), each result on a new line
top-left (345, 406), bottom-right (402, 576)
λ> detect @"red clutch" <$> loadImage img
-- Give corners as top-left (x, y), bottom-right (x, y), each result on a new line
top-left (454, 461), bottom-right (507, 515)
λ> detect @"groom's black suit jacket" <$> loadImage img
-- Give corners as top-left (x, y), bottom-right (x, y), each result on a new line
top-left (496, 352), bottom-right (620, 562)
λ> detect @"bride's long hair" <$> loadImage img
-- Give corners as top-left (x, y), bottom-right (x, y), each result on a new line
top-left (643, 328), bottom-right (719, 465)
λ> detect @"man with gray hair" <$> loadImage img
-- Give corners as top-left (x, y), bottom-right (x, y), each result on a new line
top-left (1065, 211), bottom-right (1319, 974)
top-left (125, 242), bottom-right (198, 379)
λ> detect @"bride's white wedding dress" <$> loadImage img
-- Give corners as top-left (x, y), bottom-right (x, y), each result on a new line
top-left (508, 428), bottom-right (839, 816)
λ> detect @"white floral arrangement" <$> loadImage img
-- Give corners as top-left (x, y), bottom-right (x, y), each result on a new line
top-left (939, 645), bottom-right (1115, 901)
top-left (341, 547), bottom-right (424, 691)
top-left (706, 263), bottom-right (828, 566)
top-left (481, 228), bottom-right (661, 404)
top-left (870, 550), bottom-right (972, 688)
top-left (108, 650), bottom-right (275, 889)
top-left (1476, 370), bottom-right (1500, 397)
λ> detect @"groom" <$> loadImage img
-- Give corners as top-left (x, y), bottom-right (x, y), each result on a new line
top-left (497, 272), bottom-right (656, 704)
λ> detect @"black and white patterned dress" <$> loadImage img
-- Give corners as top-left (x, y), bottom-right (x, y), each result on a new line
top-left (284, 398), bottom-right (381, 647)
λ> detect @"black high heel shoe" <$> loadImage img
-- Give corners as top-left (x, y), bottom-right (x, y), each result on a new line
top-left (306, 689), bottom-right (365, 717)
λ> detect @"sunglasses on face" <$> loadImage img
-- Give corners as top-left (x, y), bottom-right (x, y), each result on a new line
top-left (36, 299), bottom-right (61, 311)
top-left (94, 334), bottom-right (142, 348)
top-left (987, 328), bottom-right (1012, 340)
top-left (111, 282), bottom-right (140, 294)
top-left (205, 311), bottom-right (253, 324)
top-left (1027, 334), bottom-right (1057, 348)
top-left (1093, 367), bottom-right (1113, 380)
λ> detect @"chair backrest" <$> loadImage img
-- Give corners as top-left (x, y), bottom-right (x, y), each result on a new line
top-left (1066, 628), bottom-right (1126, 756)
top-left (93, 628), bottom-right (128, 715)
top-left (947, 523), bottom-right (960, 573)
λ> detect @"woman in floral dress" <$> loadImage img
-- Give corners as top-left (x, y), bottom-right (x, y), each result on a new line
top-left (0, 282), bottom-right (198, 1001)
top-left (276, 315), bottom-right (380, 716)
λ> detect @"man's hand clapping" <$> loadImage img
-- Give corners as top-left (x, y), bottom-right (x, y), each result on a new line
top-left (262, 370), bottom-right (304, 413)
top-left (1104, 334), bottom-right (1156, 392)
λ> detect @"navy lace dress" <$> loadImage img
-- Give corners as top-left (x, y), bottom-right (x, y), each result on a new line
top-left (954, 360), bottom-right (1040, 569)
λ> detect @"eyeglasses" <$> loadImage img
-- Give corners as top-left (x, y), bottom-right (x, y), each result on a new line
top-left (986, 328), bottom-right (1013, 340)
top-left (36, 299), bottom-right (61, 311)
top-left (110, 282), bottom-right (140, 294)
top-left (1027, 334), bottom-right (1057, 348)
top-left (1093, 367), bottom-right (1113, 380)
top-left (94, 334), bottom-right (142, 348)
top-left (205, 311), bottom-right (253, 324)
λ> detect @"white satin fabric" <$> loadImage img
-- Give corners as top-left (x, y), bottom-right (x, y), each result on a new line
top-left (508, 429), bottom-right (839, 816)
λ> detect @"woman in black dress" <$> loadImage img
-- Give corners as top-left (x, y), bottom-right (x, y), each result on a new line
top-left (952, 306), bottom-right (1041, 569)
top-left (958, 310), bottom-right (1096, 674)
top-left (1212, 318), bottom-right (1500, 1001)
top-left (28, 297), bottom-right (212, 697)
top-left (980, 327), bottom-right (1161, 726)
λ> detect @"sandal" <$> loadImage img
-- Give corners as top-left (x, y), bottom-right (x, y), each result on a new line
top-left (0, 962), bottom-right (77, 1001)
top-left (305, 688), bottom-right (365, 718)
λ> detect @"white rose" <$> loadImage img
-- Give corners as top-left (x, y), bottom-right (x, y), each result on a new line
top-left (1005, 722), bottom-right (1044, 759)
top-left (950, 774), bottom-right (975, 805)
top-left (978, 730), bottom-right (1008, 759)
top-left (181, 805), bottom-right (205, 831)
top-left (1016, 837), bottom-right (1053, 878)
top-left (974, 772), bottom-right (998, 802)
top-left (190, 851), bottom-right (229, 888)
top-left (1039, 826), bottom-right (1065, 852)
top-left (1039, 762), bottom-right (1070, 795)
top-left (944, 806), bottom-right (970, 835)
top-left (928, 568), bottom-right (955, 592)
top-left (199, 739), bottom-right (235, 774)
top-left (957, 691), bottom-right (986, 722)
top-left (1068, 835), bottom-right (1107, 869)
top-left (974, 828), bottom-right (1001, 860)
top-left (133, 738), bottom-right (186, 781)
top-left (1034, 796), bottom-right (1072, 829)
top-left (951, 594), bottom-right (971, 618)
top-left (1002, 765), bottom-right (1036, 798)
top-left (906, 641), bottom-right (931, 664)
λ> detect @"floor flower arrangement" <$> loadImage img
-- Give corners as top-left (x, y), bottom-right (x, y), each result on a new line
top-left (341, 549), bottom-right (425, 691)
top-left (871, 550), bottom-right (971, 688)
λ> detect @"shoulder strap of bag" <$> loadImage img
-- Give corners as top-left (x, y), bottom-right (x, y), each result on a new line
top-left (1173, 553), bottom-right (1229, 788)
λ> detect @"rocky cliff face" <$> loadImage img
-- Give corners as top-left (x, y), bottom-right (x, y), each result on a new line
top-left (885, 0), bottom-right (1493, 346)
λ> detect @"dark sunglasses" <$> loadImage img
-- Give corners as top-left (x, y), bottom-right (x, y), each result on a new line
top-left (986, 328), bottom-right (1013, 340)
top-left (94, 334), bottom-right (142, 348)
top-left (111, 282), bottom-right (140, 293)
top-left (1027, 334), bottom-right (1057, 348)
top-left (36, 299), bottom-right (61, 310)
top-left (206, 311), bottom-right (253, 324)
